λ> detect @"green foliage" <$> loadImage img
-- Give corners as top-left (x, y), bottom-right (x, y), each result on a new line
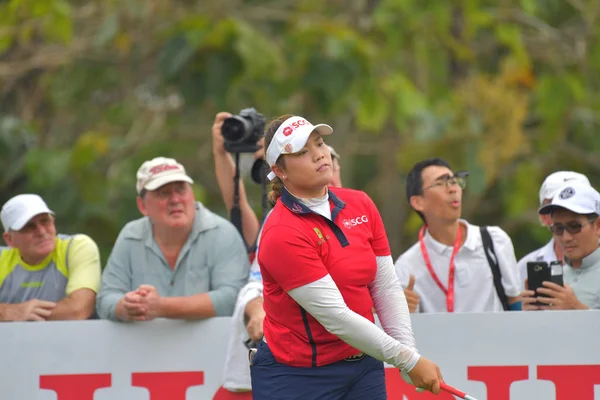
top-left (1, 0), bottom-right (599, 261)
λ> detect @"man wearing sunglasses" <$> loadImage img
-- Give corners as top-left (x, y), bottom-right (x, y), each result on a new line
top-left (395, 158), bottom-right (521, 313)
top-left (0, 194), bottom-right (101, 321)
top-left (517, 171), bottom-right (590, 287)
top-left (521, 182), bottom-right (600, 310)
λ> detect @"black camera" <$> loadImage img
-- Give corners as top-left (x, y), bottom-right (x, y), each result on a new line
top-left (221, 108), bottom-right (266, 154)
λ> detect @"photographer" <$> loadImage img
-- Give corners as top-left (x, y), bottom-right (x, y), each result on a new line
top-left (213, 111), bottom-right (344, 394)
top-left (212, 112), bottom-right (262, 249)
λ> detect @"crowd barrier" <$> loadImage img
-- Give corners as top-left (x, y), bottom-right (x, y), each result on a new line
top-left (2, 310), bottom-right (599, 400)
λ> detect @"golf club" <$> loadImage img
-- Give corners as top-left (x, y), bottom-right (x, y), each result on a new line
top-left (440, 382), bottom-right (479, 400)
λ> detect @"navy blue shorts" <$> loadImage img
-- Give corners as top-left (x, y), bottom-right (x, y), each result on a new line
top-left (250, 341), bottom-right (387, 400)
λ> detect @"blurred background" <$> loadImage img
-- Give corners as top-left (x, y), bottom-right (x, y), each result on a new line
top-left (1, 0), bottom-right (599, 261)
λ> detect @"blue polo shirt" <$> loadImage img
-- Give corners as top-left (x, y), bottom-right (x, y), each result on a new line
top-left (97, 202), bottom-right (249, 320)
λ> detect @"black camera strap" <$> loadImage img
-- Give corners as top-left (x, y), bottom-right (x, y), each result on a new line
top-left (230, 152), bottom-right (245, 248)
top-left (480, 226), bottom-right (509, 311)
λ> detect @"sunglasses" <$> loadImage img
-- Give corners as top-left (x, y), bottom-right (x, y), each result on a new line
top-left (550, 220), bottom-right (595, 236)
top-left (423, 171), bottom-right (469, 191)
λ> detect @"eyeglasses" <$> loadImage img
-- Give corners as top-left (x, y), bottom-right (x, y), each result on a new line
top-left (423, 175), bottom-right (468, 191)
top-left (16, 215), bottom-right (54, 234)
top-left (550, 220), bottom-right (595, 236)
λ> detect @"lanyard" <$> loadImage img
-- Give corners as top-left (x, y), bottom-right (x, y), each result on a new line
top-left (418, 225), bottom-right (463, 312)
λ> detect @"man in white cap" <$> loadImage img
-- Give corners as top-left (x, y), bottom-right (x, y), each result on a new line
top-left (0, 194), bottom-right (100, 321)
top-left (96, 157), bottom-right (249, 321)
top-left (517, 171), bottom-right (591, 285)
top-left (521, 181), bottom-right (600, 310)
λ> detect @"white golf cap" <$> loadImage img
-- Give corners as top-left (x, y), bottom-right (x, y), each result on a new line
top-left (538, 171), bottom-right (590, 205)
top-left (265, 116), bottom-right (333, 181)
top-left (1, 194), bottom-right (54, 232)
top-left (539, 182), bottom-right (600, 215)
top-left (136, 157), bottom-right (194, 194)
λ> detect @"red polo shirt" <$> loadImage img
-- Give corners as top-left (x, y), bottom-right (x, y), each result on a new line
top-left (257, 187), bottom-right (391, 367)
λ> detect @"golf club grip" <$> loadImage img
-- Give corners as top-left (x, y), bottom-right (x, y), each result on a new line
top-left (440, 382), bottom-right (467, 398)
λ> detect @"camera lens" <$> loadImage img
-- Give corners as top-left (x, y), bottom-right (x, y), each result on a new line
top-left (250, 158), bottom-right (268, 184)
top-left (222, 116), bottom-right (252, 143)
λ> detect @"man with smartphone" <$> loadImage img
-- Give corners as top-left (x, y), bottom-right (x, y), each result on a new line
top-left (521, 181), bottom-right (600, 310)
top-left (517, 171), bottom-right (590, 287)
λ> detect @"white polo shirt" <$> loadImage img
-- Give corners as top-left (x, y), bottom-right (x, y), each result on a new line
top-left (516, 238), bottom-right (558, 289)
top-left (394, 220), bottom-right (521, 313)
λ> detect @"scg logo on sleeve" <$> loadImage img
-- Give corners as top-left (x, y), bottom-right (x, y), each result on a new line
top-left (341, 215), bottom-right (369, 229)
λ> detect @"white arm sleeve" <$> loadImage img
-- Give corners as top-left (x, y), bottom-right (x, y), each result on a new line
top-left (287, 274), bottom-right (420, 371)
top-left (370, 255), bottom-right (419, 370)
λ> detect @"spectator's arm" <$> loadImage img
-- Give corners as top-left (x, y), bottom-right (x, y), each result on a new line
top-left (158, 292), bottom-right (216, 319)
top-left (160, 221), bottom-right (250, 319)
top-left (0, 303), bottom-right (21, 321)
top-left (49, 288), bottom-right (96, 320)
top-left (96, 233), bottom-right (133, 321)
top-left (49, 235), bottom-right (101, 320)
top-left (0, 299), bottom-right (56, 321)
top-left (212, 112), bottom-right (261, 247)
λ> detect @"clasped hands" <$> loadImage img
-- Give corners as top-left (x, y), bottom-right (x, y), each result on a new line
top-left (120, 284), bottom-right (163, 321)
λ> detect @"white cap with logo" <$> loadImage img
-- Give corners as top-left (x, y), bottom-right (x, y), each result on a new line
top-left (538, 182), bottom-right (600, 215)
top-left (265, 116), bottom-right (333, 181)
top-left (136, 157), bottom-right (194, 194)
top-left (1, 194), bottom-right (54, 232)
top-left (538, 171), bottom-right (590, 205)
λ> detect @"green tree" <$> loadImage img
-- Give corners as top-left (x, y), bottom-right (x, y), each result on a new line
top-left (1, 0), bottom-right (599, 261)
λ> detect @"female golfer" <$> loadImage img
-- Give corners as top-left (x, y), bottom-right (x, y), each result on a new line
top-left (250, 115), bottom-right (443, 399)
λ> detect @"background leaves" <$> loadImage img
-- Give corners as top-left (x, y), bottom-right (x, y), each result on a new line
top-left (1, 0), bottom-right (599, 261)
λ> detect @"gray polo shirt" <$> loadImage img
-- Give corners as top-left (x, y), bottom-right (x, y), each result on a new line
top-left (97, 202), bottom-right (249, 320)
top-left (564, 246), bottom-right (600, 309)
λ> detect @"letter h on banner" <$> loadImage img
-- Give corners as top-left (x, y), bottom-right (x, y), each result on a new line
top-left (469, 365), bottom-right (600, 400)
top-left (40, 371), bottom-right (204, 400)
top-left (386, 365), bottom-right (600, 400)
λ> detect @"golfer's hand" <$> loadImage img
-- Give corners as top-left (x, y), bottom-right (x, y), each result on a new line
top-left (407, 357), bottom-right (443, 394)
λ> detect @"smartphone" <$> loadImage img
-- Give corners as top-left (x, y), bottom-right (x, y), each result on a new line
top-left (527, 261), bottom-right (551, 306)
top-left (549, 261), bottom-right (564, 287)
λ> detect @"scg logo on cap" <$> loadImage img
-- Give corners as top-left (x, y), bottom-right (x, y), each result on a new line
top-left (282, 119), bottom-right (310, 136)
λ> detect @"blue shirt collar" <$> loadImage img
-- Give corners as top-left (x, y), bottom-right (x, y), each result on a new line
top-left (279, 186), bottom-right (346, 215)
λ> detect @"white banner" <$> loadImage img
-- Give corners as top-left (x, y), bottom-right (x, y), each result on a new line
top-left (1, 311), bottom-right (599, 400)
